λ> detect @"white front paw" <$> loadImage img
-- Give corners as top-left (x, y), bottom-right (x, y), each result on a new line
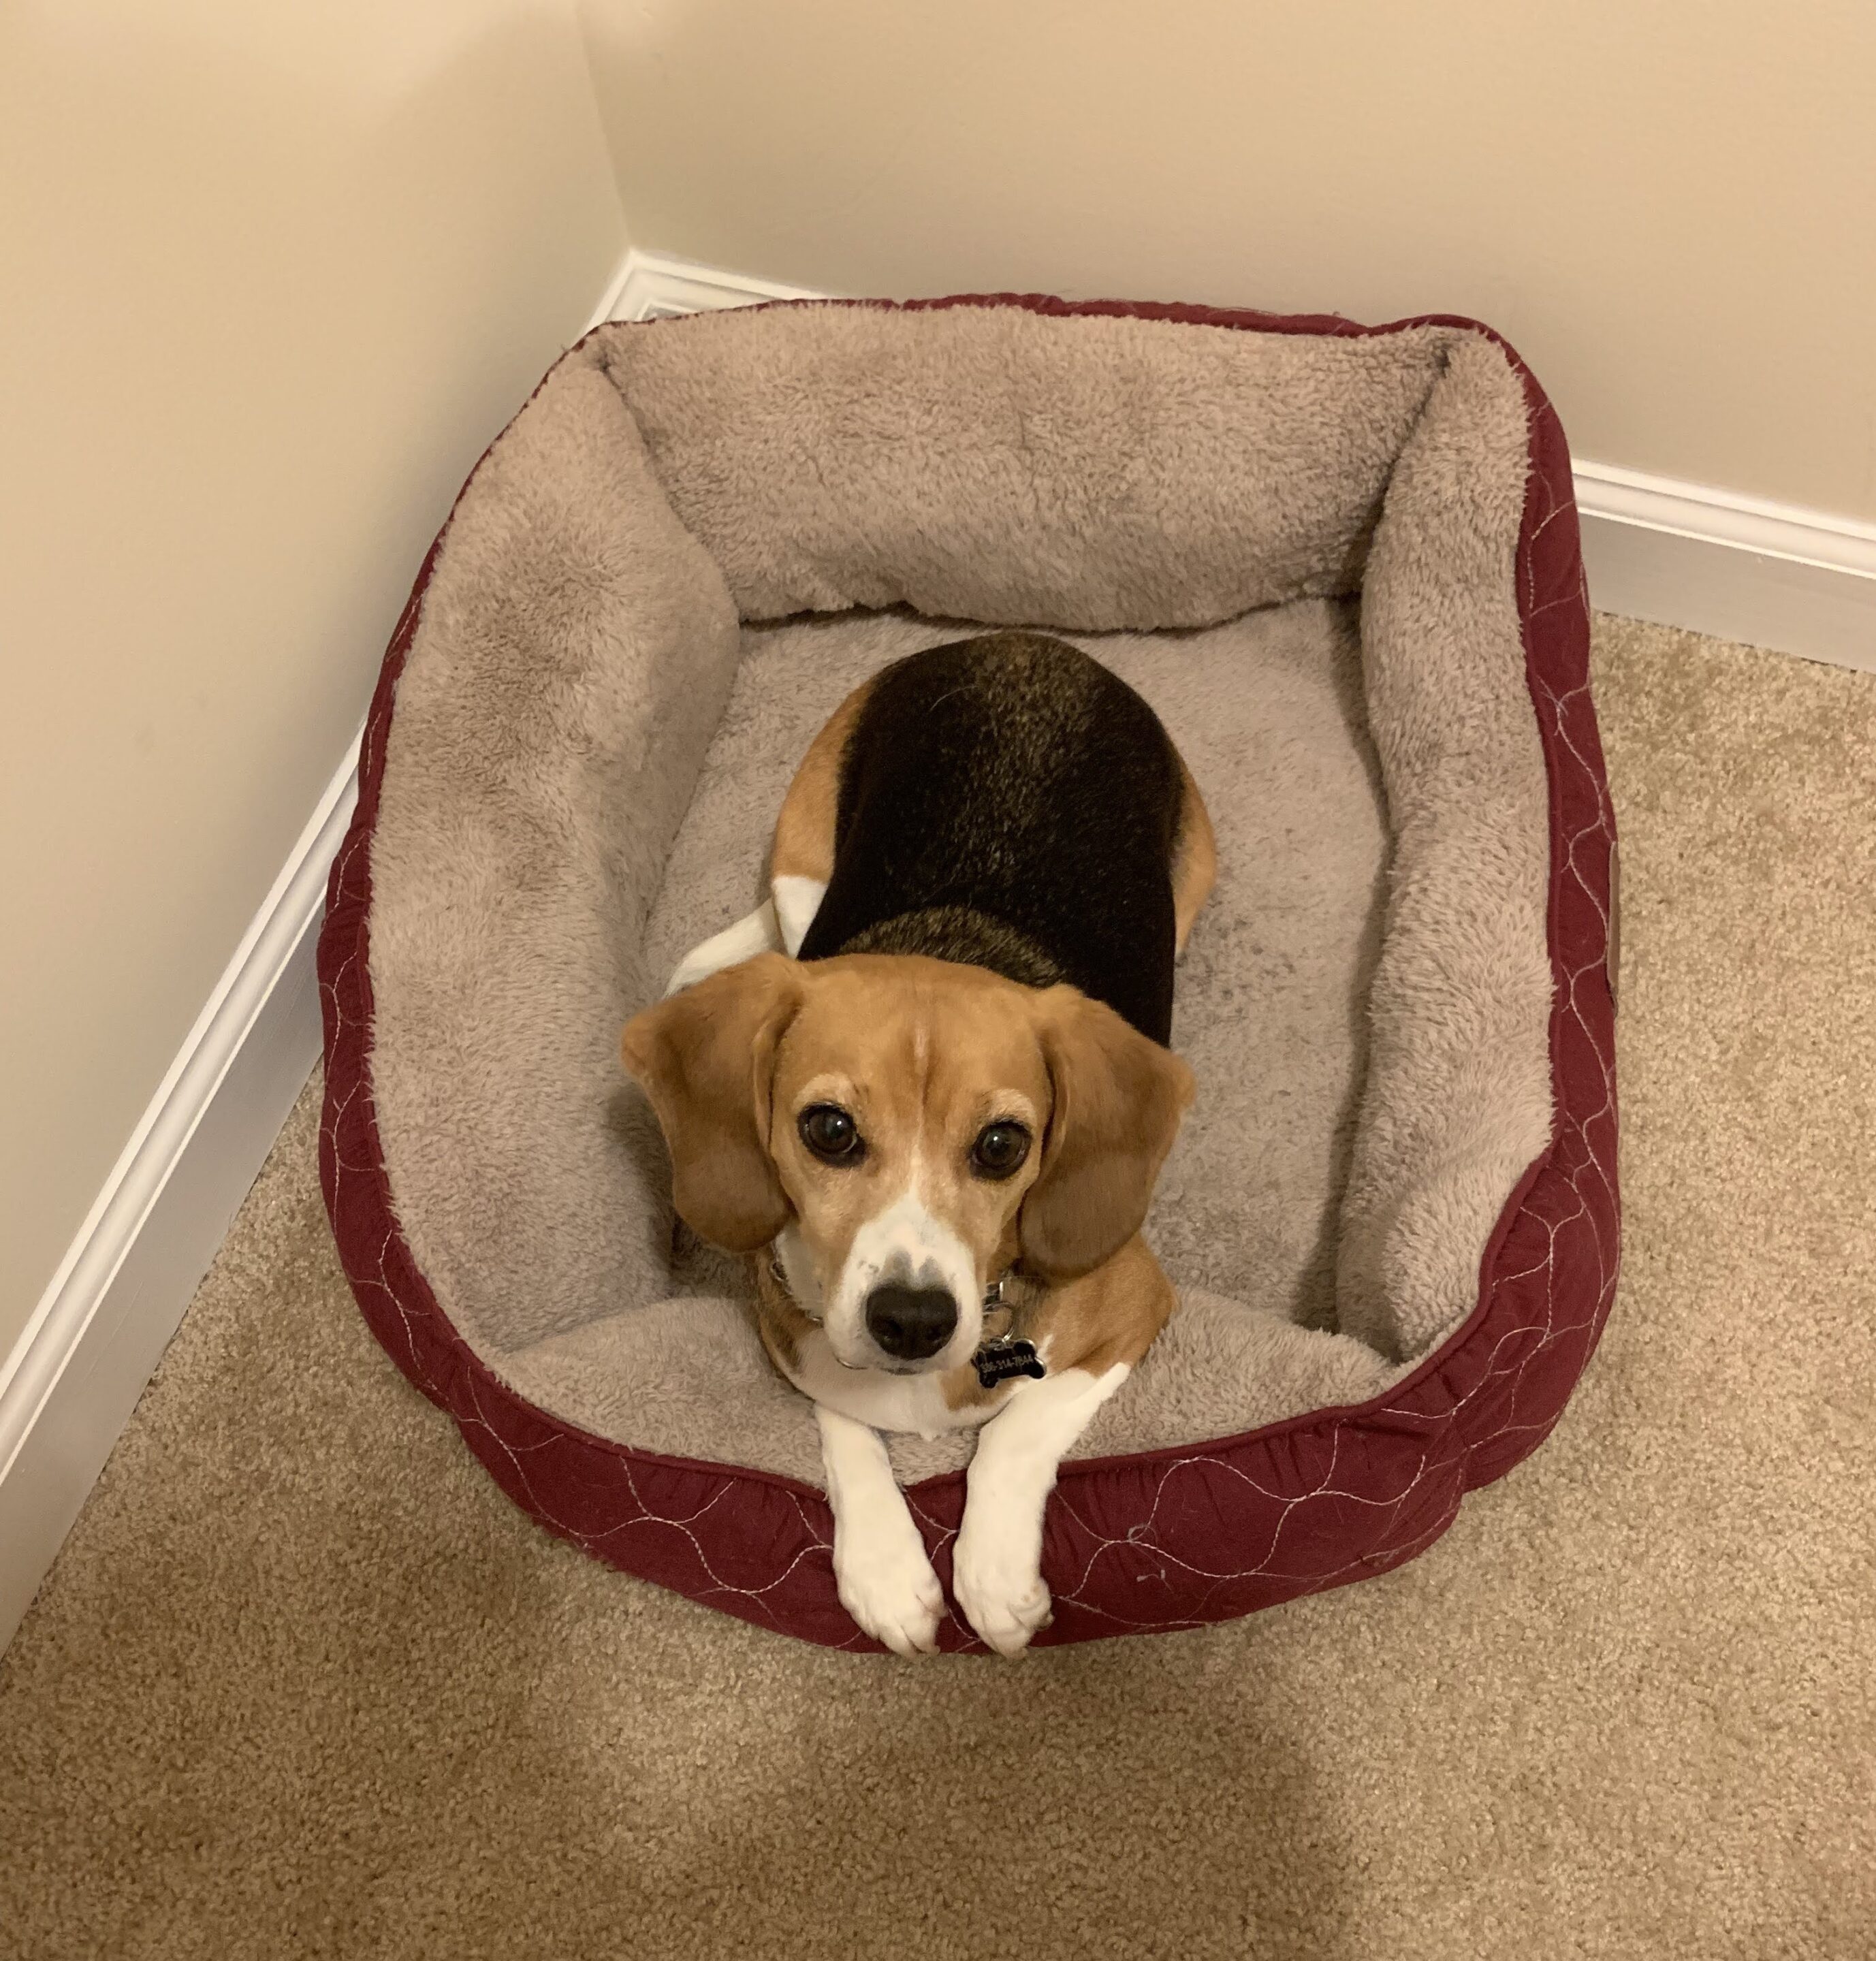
top-left (835, 1522), bottom-right (944, 1657)
top-left (952, 1516), bottom-right (1052, 1656)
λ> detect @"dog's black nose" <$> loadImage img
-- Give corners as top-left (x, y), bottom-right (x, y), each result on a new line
top-left (863, 1284), bottom-right (958, 1362)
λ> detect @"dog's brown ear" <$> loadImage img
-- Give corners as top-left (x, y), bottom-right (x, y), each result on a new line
top-left (620, 954), bottom-right (801, 1254)
top-left (1020, 987), bottom-right (1194, 1282)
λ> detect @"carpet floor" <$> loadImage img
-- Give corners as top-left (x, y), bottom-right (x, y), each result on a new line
top-left (2, 615), bottom-right (1871, 1961)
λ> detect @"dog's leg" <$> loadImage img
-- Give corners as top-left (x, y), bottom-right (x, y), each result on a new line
top-left (768, 674), bottom-right (870, 959)
top-left (1171, 750), bottom-right (1217, 959)
top-left (664, 898), bottom-right (784, 997)
top-left (818, 1405), bottom-right (944, 1657)
top-left (772, 875), bottom-right (827, 957)
top-left (952, 1364), bottom-right (1130, 1656)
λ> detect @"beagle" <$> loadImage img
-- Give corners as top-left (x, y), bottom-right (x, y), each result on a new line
top-left (621, 631), bottom-right (1215, 1655)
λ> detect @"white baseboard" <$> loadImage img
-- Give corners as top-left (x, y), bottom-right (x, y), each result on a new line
top-left (1574, 464), bottom-right (1875, 675)
top-left (0, 740), bottom-right (359, 1651)
top-left (0, 258), bottom-right (653, 1657)
top-left (597, 248), bottom-right (821, 324)
top-left (604, 249), bottom-right (1876, 676)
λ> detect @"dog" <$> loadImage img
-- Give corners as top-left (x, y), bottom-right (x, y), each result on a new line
top-left (621, 631), bottom-right (1214, 1655)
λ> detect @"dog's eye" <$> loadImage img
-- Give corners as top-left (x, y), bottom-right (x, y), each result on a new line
top-left (799, 1104), bottom-right (863, 1164)
top-left (970, 1121), bottom-right (1031, 1180)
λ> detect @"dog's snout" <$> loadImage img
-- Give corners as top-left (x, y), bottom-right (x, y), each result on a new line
top-left (863, 1284), bottom-right (957, 1362)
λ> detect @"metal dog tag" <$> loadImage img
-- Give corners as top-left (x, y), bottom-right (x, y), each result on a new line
top-left (972, 1337), bottom-right (1045, 1389)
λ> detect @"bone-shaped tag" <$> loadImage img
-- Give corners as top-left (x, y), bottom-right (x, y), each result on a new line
top-left (972, 1338), bottom-right (1046, 1389)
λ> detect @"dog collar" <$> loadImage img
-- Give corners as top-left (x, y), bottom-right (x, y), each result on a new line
top-left (763, 1256), bottom-right (1046, 1388)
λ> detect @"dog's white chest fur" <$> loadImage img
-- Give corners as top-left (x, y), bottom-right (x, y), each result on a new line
top-left (776, 1322), bottom-right (1011, 1441)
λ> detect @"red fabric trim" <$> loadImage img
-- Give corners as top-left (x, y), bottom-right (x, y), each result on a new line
top-left (320, 296), bottom-right (1618, 1653)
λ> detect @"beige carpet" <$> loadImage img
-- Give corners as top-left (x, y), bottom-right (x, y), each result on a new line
top-left (2, 614), bottom-right (1871, 1961)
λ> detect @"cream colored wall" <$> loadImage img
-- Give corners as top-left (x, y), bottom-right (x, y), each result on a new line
top-left (0, 1), bottom-right (626, 1354)
top-left (580, 0), bottom-right (1876, 522)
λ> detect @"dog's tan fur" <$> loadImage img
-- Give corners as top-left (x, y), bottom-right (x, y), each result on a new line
top-left (1172, 752), bottom-right (1217, 955)
top-left (624, 953), bottom-right (1192, 1341)
top-left (937, 1237), bottom-right (1177, 1414)
top-left (770, 674), bottom-right (876, 885)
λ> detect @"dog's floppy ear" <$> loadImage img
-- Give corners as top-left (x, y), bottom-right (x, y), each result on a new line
top-left (1020, 987), bottom-right (1194, 1282)
top-left (620, 953), bottom-right (802, 1254)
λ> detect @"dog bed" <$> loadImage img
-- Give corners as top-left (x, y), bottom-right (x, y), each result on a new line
top-left (319, 294), bottom-right (1619, 1652)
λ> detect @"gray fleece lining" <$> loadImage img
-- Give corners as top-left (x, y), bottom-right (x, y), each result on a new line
top-left (364, 304), bottom-right (1553, 1489)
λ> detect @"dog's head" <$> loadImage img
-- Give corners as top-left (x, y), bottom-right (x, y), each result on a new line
top-left (620, 953), bottom-right (1192, 1374)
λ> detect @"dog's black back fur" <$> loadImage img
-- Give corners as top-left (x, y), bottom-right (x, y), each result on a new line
top-left (797, 633), bottom-right (1183, 1044)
